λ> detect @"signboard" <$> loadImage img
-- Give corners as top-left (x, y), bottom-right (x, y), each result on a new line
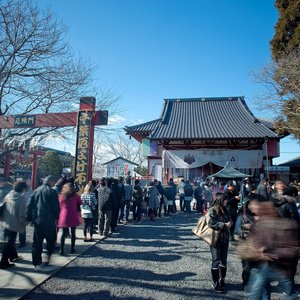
top-left (74, 111), bottom-right (93, 193)
top-left (142, 138), bottom-right (158, 156)
top-left (142, 138), bottom-right (150, 156)
top-left (14, 115), bottom-right (36, 127)
top-left (266, 166), bottom-right (290, 173)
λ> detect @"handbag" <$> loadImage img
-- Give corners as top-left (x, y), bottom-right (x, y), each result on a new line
top-left (192, 215), bottom-right (220, 246)
top-left (236, 237), bottom-right (260, 261)
top-left (81, 204), bottom-right (92, 214)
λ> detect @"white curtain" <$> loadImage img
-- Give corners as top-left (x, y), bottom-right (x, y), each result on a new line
top-left (164, 149), bottom-right (263, 169)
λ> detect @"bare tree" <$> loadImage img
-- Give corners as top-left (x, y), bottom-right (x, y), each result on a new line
top-left (94, 133), bottom-right (146, 166)
top-left (251, 48), bottom-right (300, 138)
top-left (0, 0), bottom-right (119, 147)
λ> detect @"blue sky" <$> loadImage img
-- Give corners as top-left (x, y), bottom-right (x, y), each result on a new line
top-left (39, 0), bottom-right (300, 164)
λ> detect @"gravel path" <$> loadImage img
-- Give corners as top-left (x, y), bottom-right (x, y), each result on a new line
top-left (22, 212), bottom-right (297, 300)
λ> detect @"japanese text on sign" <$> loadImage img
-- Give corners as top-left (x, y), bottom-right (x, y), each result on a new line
top-left (74, 111), bottom-right (92, 194)
top-left (14, 115), bottom-right (36, 127)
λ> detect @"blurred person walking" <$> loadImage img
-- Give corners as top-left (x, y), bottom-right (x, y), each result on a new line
top-left (248, 200), bottom-right (299, 300)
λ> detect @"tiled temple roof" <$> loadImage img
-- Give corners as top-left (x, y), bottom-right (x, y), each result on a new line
top-left (125, 97), bottom-right (279, 140)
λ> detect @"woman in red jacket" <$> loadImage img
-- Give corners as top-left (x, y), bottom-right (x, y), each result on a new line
top-left (57, 183), bottom-right (82, 255)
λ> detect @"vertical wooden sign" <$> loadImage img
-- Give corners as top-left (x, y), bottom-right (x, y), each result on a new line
top-left (74, 97), bottom-right (95, 193)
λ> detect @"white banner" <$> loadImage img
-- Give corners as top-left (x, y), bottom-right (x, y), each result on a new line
top-left (164, 149), bottom-right (263, 169)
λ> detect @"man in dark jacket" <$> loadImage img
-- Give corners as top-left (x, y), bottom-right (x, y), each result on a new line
top-left (97, 177), bottom-right (113, 236)
top-left (168, 178), bottom-right (177, 212)
top-left (256, 178), bottom-right (270, 200)
top-left (224, 182), bottom-right (240, 241)
top-left (26, 175), bottom-right (60, 271)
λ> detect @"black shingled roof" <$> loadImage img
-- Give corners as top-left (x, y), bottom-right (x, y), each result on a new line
top-left (125, 97), bottom-right (278, 140)
top-left (124, 119), bottom-right (160, 134)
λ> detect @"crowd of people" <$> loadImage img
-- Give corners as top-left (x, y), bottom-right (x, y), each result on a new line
top-left (1, 173), bottom-right (300, 299)
top-left (203, 177), bottom-right (300, 299)
top-left (0, 175), bottom-right (183, 271)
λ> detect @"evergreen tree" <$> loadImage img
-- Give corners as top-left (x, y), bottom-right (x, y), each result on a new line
top-left (271, 0), bottom-right (300, 61)
top-left (37, 151), bottom-right (62, 183)
top-left (134, 166), bottom-right (148, 176)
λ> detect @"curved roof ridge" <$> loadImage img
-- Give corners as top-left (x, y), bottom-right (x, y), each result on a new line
top-left (124, 118), bottom-right (161, 130)
top-left (124, 96), bottom-right (280, 140)
top-left (164, 96), bottom-right (244, 102)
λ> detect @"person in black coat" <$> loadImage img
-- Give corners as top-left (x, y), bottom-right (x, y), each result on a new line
top-left (156, 181), bottom-right (166, 217)
top-left (271, 181), bottom-right (300, 225)
top-left (132, 179), bottom-right (143, 221)
top-left (26, 175), bottom-right (60, 271)
top-left (97, 177), bottom-right (113, 236)
top-left (224, 182), bottom-right (240, 241)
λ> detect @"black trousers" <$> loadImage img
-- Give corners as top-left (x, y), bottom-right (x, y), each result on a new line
top-left (210, 237), bottom-right (229, 269)
top-left (1, 229), bottom-right (18, 267)
top-left (32, 223), bottom-right (56, 266)
top-left (131, 202), bottom-right (141, 221)
top-left (83, 218), bottom-right (93, 237)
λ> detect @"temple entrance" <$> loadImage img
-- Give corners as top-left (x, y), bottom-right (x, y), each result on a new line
top-left (0, 97), bottom-right (108, 192)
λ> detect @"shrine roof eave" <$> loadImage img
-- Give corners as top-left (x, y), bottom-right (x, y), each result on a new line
top-left (124, 118), bottom-right (161, 134)
top-left (147, 136), bottom-right (282, 142)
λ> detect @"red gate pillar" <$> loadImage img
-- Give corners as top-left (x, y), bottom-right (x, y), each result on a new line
top-left (4, 152), bottom-right (11, 179)
top-left (31, 150), bottom-right (45, 190)
top-left (31, 153), bottom-right (37, 190)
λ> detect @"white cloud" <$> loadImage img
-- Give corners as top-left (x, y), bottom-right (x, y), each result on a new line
top-left (108, 114), bottom-right (126, 125)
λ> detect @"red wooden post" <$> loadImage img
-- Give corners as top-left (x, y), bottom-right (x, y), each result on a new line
top-left (4, 152), bottom-right (11, 179)
top-left (31, 150), bottom-right (45, 190)
top-left (31, 153), bottom-right (37, 190)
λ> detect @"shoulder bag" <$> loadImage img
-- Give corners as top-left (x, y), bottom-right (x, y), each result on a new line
top-left (192, 215), bottom-right (220, 246)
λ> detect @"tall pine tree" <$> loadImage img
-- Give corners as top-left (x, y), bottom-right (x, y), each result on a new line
top-left (271, 0), bottom-right (300, 61)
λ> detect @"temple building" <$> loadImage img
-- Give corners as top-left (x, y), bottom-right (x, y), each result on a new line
top-left (124, 97), bottom-right (282, 183)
